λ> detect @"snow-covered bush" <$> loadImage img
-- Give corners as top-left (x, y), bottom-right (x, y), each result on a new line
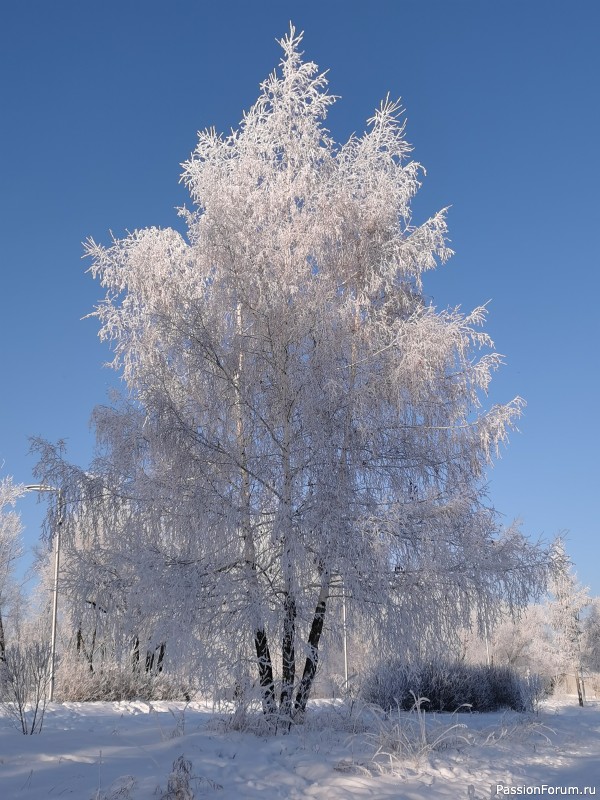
top-left (0, 641), bottom-right (50, 734)
top-left (362, 659), bottom-right (535, 712)
top-left (161, 756), bottom-right (194, 800)
top-left (55, 658), bottom-right (192, 702)
top-left (158, 754), bottom-right (222, 798)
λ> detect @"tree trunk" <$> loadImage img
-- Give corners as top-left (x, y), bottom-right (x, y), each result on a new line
top-left (254, 627), bottom-right (276, 714)
top-left (279, 393), bottom-right (296, 720)
top-left (575, 670), bottom-right (584, 707)
top-left (280, 593), bottom-right (296, 717)
top-left (294, 575), bottom-right (329, 715)
top-left (235, 301), bottom-right (277, 717)
top-left (0, 608), bottom-right (6, 665)
top-left (76, 626), bottom-right (95, 672)
top-left (156, 642), bottom-right (165, 673)
top-left (132, 636), bottom-right (140, 672)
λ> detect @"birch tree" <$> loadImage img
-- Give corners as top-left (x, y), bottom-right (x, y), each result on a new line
top-left (581, 597), bottom-right (600, 673)
top-left (29, 440), bottom-right (209, 682)
top-left (548, 539), bottom-right (589, 704)
top-left (39, 27), bottom-right (549, 718)
top-left (0, 477), bottom-right (23, 667)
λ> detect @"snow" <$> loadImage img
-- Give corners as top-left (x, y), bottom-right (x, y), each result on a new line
top-left (1, 699), bottom-right (598, 798)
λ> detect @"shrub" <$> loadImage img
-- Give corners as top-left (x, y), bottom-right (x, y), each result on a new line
top-left (0, 642), bottom-right (51, 734)
top-left (361, 659), bottom-right (536, 713)
top-left (55, 658), bottom-right (193, 702)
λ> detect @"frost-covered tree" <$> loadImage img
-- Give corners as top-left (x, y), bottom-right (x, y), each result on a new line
top-left (33, 435), bottom-right (270, 700)
top-left (27, 450), bottom-right (205, 682)
top-left (548, 539), bottom-right (589, 704)
top-left (36, 27), bottom-right (549, 718)
top-left (581, 597), bottom-right (600, 673)
top-left (0, 477), bottom-right (24, 665)
top-left (460, 603), bottom-right (559, 682)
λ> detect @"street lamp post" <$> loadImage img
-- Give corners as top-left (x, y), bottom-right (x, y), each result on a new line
top-left (25, 484), bottom-right (64, 702)
top-left (342, 582), bottom-right (348, 689)
top-left (332, 575), bottom-right (349, 691)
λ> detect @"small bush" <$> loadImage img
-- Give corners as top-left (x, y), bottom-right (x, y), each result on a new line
top-left (158, 755), bottom-right (222, 798)
top-left (361, 659), bottom-right (536, 713)
top-left (0, 642), bottom-right (51, 734)
top-left (161, 756), bottom-right (194, 800)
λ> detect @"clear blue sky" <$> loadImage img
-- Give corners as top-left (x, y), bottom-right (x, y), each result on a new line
top-left (1, 1), bottom-right (598, 595)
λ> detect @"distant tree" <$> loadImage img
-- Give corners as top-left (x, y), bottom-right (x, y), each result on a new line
top-left (460, 603), bottom-right (559, 681)
top-left (0, 477), bottom-right (23, 667)
top-left (31, 440), bottom-right (216, 687)
top-left (581, 597), bottom-right (600, 673)
top-left (36, 27), bottom-right (549, 720)
top-left (548, 539), bottom-right (590, 705)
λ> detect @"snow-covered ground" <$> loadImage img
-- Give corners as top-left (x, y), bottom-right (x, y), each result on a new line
top-left (1, 698), bottom-right (598, 798)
